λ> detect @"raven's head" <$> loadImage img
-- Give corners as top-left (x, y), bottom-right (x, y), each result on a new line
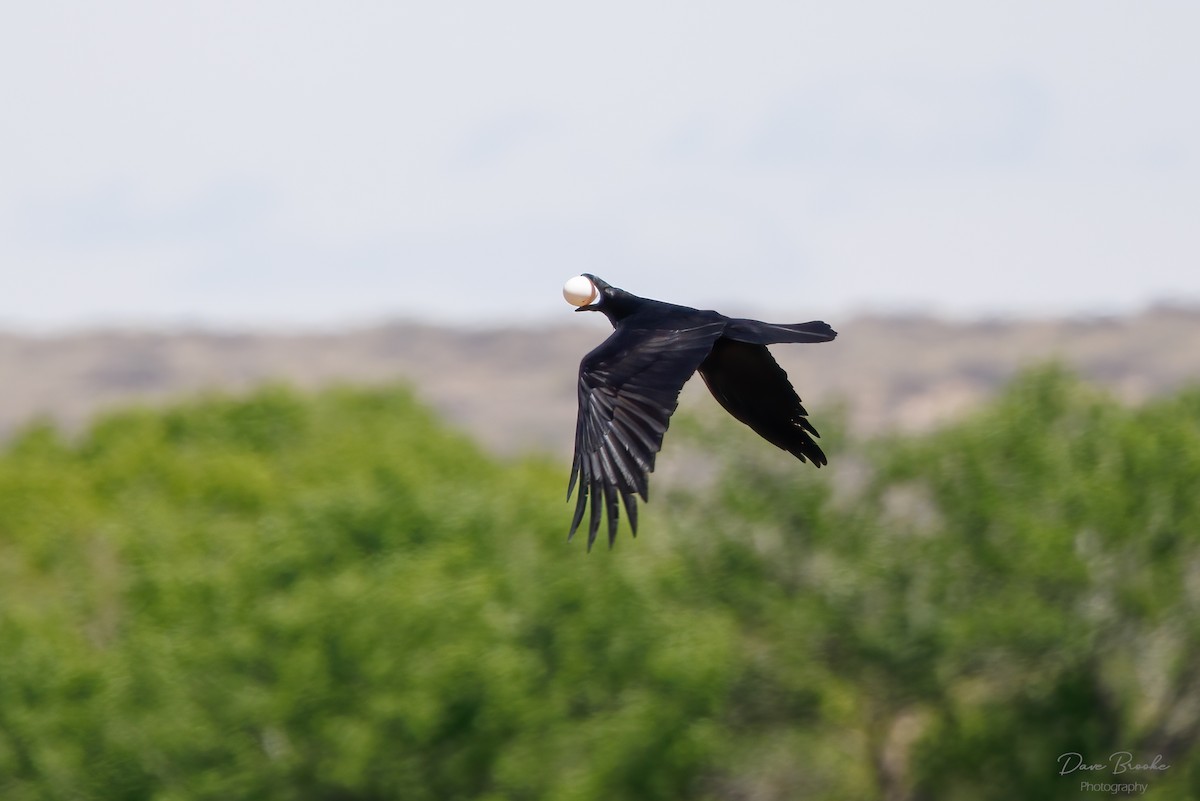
top-left (563, 274), bottom-right (642, 325)
top-left (563, 274), bottom-right (616, 309)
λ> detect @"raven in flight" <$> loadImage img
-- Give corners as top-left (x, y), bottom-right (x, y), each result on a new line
top-left (564, 274), bottom-right (836, 549)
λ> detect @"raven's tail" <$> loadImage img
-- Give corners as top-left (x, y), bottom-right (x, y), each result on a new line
top-left (725, 319), bottom-right (837, 345)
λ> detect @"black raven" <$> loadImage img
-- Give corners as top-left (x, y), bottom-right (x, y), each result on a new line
top-left (565, 274), bottom-right (836, 549)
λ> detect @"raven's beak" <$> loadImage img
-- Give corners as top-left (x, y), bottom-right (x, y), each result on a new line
top-left (575, 274), bottom-right (608, 311)
top-left (573, 276), bottom-right (609, 311)
top-left (582, 273), bottom-right (611, 291)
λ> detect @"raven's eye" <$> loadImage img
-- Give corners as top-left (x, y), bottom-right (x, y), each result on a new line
top-left (562, 275), bottom-right (598, 307)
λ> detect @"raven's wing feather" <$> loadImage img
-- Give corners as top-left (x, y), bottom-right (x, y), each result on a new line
top-left (697, 338), bottom-right (827, 466)
top-left (570, 320), bottom-right (726, 549)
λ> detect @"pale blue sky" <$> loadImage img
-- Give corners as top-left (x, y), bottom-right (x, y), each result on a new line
top-left (2, 1), bottom-right (1197, 329)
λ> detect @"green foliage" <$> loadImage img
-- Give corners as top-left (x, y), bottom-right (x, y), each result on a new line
top-left (0, 384), bottom-right (736, 801)
top-left (666, 365), bottom-right (1200, 799)
top-left (1, 370), bottom-right (1198, 800)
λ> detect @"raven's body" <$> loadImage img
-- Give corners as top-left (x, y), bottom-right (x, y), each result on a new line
top-left (568, 274), bottom-right (836, 548)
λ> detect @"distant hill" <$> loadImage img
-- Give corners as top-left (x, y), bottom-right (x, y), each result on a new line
top-left (3, 304), bottom-right (1199, 455)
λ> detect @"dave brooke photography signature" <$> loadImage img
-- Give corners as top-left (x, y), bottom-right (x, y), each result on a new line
top-left (1057, 752), bottom-right (1170, 795)
top-left (1057, 752), bottom-right (1170, 776)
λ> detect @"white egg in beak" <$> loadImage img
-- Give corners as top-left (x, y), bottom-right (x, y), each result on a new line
top-left (562, 275), bottom-right (598, 307)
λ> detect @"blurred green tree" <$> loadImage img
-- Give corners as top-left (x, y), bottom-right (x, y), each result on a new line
top-left (665, 366), bottom-right (1200, 800)
top-left (0, 369), bottom-right (1197, 800)
top-left (0, 385), bottom-right (737, 801)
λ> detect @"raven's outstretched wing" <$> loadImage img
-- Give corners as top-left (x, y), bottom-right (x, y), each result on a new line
top-left (697, 338), bottom-right (827, 466)
top-left (569, 320), bottom-right (726, 549)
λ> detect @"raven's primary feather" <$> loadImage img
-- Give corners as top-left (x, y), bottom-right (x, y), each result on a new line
top-left (567, 274), bottom-right (836, 549)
